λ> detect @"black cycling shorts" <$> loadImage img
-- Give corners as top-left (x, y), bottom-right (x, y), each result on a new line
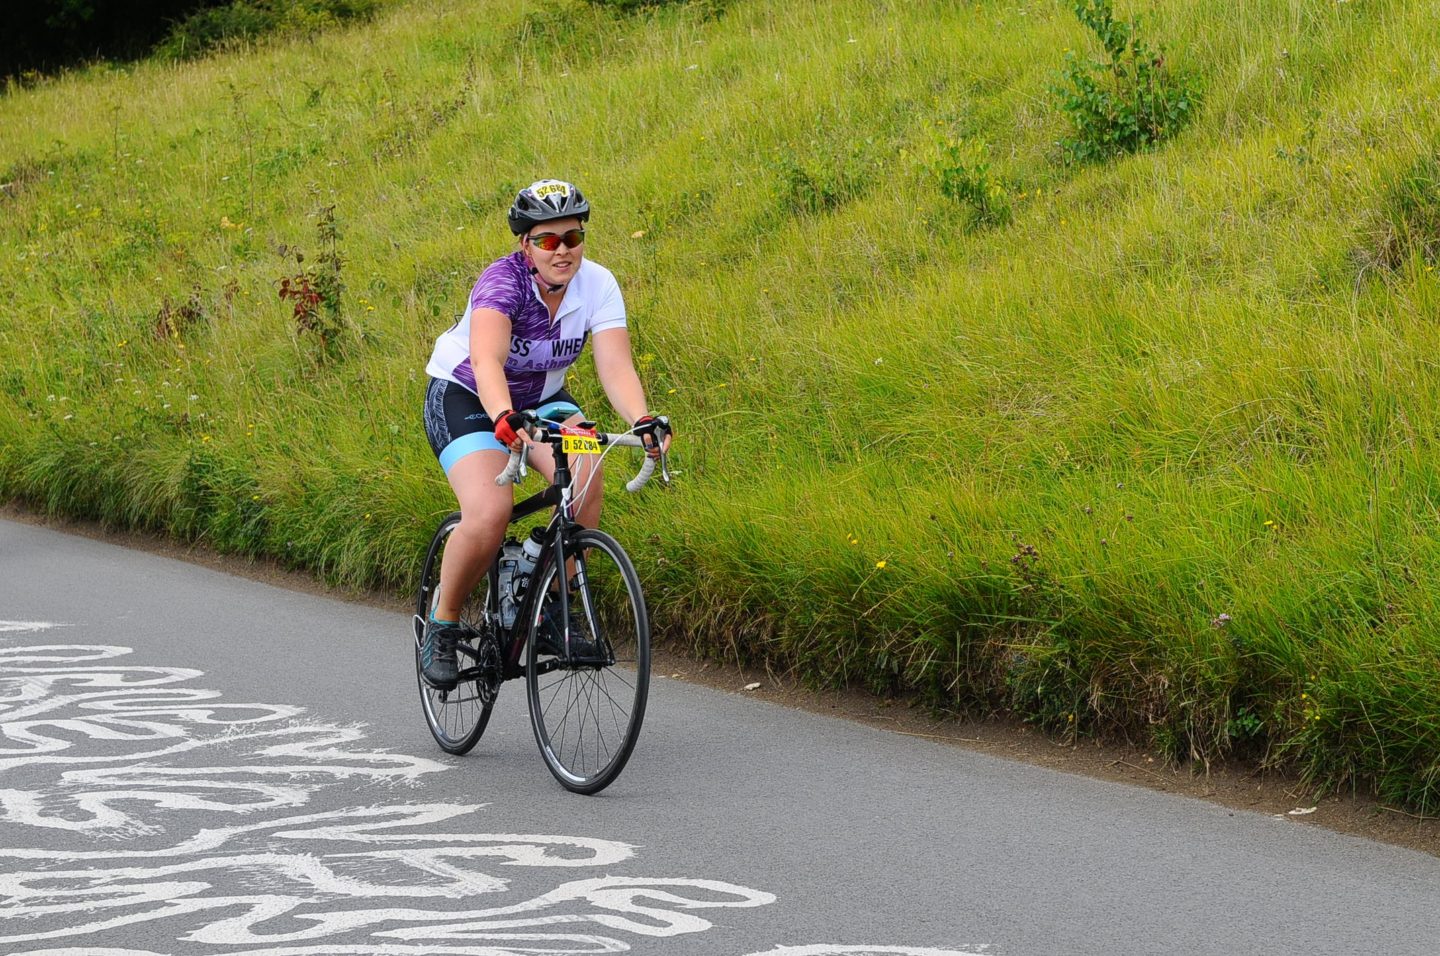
top-left (423, 377), bottom-right (582, 475)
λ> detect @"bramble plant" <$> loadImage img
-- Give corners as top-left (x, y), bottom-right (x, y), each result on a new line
top-left (277, 205), bottom-right (349, 362)
top-left (930, 138), bottom-right (1012, 230)
top-left (1053, 0), bottom-right (1196, 163)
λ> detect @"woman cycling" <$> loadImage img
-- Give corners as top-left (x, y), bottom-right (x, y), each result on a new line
top-left (419, 179), bottom-right (671, 690)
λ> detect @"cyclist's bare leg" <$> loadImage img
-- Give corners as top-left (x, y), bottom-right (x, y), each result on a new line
top-left (435, 448), bottom-right (512, 622)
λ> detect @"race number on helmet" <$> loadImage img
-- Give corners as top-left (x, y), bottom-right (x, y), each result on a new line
top-left (508, 179), bottom-right (591, 235)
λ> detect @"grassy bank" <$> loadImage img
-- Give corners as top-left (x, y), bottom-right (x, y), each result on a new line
top-left (4, 0), bottom-right (1440, 808)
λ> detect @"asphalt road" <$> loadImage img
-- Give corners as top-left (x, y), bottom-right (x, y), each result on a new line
top-left (4, 517), bottom-right (1440, 956)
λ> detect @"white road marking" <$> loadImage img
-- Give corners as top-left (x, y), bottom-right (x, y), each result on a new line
top-left (0, 638), bottom-right (986, 955)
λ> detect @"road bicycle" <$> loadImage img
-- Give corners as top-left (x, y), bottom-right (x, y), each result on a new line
top-left (413, 406), bottom-right (668, 794)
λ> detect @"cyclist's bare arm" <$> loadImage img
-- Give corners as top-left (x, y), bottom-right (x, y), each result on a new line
top-left (469, 307), bottom-right (520, 426)
top-left (591, 328), bottom-right (653, 428)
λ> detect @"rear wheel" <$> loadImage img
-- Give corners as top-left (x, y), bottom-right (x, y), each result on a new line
top-left (415, 513), bottom-right (498, 755)
top-left (525, 528), bottom-right (650, 794)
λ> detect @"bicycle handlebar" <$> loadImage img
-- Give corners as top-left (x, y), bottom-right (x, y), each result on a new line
top-left (493, 418), bottom-right (666, 492)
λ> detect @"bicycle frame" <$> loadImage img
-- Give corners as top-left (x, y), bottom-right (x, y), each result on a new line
top-left (497, 436), bottom-right (585, 680)
top-left (438, 414), bottom-right (658, 685)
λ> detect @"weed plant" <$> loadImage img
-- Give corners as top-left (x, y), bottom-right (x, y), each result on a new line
top-left (3, 0), bottom-right (1440, 810)
top-left (929, 137), bottom-right (1012, 230)
top-left (1053, 0), bottom-right (1197, 162)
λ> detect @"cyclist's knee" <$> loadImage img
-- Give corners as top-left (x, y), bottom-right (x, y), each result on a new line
top-left (457, 497), bottom-right (510, 531)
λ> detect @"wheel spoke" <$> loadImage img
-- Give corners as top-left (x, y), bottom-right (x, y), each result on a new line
top-left (526, 530), bottom-right (649, 794)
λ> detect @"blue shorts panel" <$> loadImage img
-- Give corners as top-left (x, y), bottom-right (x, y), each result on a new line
top-left (438, 431), bottom-right (509, 472)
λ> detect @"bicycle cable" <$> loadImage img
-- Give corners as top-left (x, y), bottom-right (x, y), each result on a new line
top-left (569, 429), bottom-right (637, 511)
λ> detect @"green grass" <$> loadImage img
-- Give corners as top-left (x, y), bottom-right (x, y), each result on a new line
top-left (4, 0), bottom-right (1440, 809)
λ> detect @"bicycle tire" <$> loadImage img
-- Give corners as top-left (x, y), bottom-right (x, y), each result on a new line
top-left (415, 512), bottom-right (497, 755)
top-left (525, 528), bottom-right (650, 794)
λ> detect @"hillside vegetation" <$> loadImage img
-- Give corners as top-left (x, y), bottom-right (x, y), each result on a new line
top-left (4, 0), bottom-right (1440, 808)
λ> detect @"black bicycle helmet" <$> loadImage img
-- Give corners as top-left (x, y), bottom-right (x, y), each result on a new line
top-left (507, 179), bottom-right (591, 235)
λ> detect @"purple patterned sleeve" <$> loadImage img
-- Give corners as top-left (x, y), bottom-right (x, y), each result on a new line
top-left (469, 254), bottom-right (524, 317)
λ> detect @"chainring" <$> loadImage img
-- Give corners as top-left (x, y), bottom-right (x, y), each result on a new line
top-left (473, 631), bottom-right (503, 706)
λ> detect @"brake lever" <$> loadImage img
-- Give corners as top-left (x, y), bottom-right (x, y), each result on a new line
top-left (518, 420), bottom-right (541, 481)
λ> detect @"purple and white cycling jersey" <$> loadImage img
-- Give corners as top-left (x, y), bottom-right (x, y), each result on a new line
top-left (425, 251), bottom-right (626, 409)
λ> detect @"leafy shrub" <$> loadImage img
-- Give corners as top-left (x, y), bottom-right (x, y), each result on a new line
top-left (155, 0), bottom-right (381, 60)
top-left (1052, 0), bottom-right (1197, 163)
top-left (772, 141), bottom-right (876, 216)
top-left (929, 138), bottom-right (1012, 230)
top-left (514, 3), bottom-right (610, 60)
top-left (580, 0), bottom-right (727, 14)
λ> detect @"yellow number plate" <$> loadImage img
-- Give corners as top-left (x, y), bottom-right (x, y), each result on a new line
top-left (562, 435), bottom-right (601, 454)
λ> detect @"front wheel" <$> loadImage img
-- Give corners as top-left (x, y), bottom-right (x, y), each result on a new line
top-left (525, 528), bottom-right (650, 794)
top-left (415, 512), bottom-right (498, 755)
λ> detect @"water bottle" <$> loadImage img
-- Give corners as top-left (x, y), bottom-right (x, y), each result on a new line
top-left (496, 540), bottom-right (524, 631)
top-left (518, 529), bottom-right (544, 580)
top-left (511, 530), bottom-right (543, 606)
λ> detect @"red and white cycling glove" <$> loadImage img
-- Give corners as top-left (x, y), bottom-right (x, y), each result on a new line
top-left (492, 409), bottom-right (528, 449)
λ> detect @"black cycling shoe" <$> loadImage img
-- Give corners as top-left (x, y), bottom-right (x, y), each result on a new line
top-left (533, 599), bottom-right (599, 660)
top-left (532, 604), bottom-right (566, 657)
top-left (420, 619), bottom-right (462, 690)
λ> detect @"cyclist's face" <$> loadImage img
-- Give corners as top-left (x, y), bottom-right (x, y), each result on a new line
top-left (522, 216), bottom-right (585, 290)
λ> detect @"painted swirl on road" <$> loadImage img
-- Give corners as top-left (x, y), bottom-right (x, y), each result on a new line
top-left (0, 626), bottom-right (985, 956)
